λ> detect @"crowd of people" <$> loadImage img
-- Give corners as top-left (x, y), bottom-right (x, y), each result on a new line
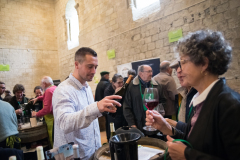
top-left (0, 30), bottom-right (240, 160)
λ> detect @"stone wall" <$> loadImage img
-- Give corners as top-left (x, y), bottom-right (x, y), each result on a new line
top-left (0, 0), bottom-right (59, 97)
top-left (55, 0), bottom-right (240, 94)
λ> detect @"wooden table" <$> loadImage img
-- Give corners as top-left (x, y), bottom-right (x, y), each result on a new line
top-left (18, 122), bottom-right (49, 144)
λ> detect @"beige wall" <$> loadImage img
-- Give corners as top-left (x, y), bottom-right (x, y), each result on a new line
top-left (0, 0), bottom-right (60, 98)
top-left (54, 0), bottom-right (240, 94)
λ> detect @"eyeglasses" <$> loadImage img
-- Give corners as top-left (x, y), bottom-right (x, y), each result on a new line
top-left (143, 70), bottom-right (153, 73)
top-left (178, 59), bottom-right (190, 71)
top-left (0, 87), bottom-right (6, 89)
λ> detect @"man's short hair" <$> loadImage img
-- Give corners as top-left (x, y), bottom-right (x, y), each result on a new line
top-left (160, 61), bottom-right (170, 72)
top-left (128, 69), bottom-right (136, 77)
top-left (75, 47), bottom-right (97, 63)
top-left (138, 65), bottom-right (145, 74)
top-left (0, 81), bottom-right (5, 85)
top-left (34, 86), bottom-right (43, 93)
top-left (13, 84), bottom-right (25, 94)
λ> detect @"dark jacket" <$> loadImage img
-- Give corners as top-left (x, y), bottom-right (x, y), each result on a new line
top-left (95, 77), bottom-right (110, 101)
top-left (3, 95), bottom-right (12, 102)
top-left (175, 87), bottom-right (197, 132)
top-left (174, 78), bottom-right (240, 160)
top-left (9, 95), bottom-right (29, 119)
top-left (123, 76), bottom-right (166, 132)
top-left (104, 84), bottom-right (128, 140)
top-left (28, 96), bottom-right (43, 112)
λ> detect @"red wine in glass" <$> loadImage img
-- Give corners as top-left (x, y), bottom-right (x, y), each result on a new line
top-left (143, 88), bottom-right (159, 132)
top-left (145, 100), bottom-right (159, 110)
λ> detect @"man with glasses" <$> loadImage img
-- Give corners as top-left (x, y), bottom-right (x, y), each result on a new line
top-left (123, 65), bottom-right (166, 132)
top-left (153, 61), bottom-right (178, 119)
top-left (0, 81), bottom-right (6, 100)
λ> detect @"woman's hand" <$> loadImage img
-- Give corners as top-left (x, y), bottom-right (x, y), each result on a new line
top-left (30, 98), bottom-right (38, 105)
top-left (145, 110), bottom-right (172, 135)
top-left (165, 118), bottom-right (177, 127)
top-left (166, 135), bottom-right (187, 160)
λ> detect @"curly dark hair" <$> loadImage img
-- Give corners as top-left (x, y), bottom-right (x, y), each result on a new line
top-left (176, 30), bottom-right (232, 75)
top-left (13, 84), bottom-right (25, 94)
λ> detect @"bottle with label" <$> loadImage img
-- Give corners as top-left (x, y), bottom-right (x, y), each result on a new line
top-left (9, 156), bottom-right (16, 160)
top-left (109, 75), bottom-right (133, 118)
top-left (110, 122), bottom-right (116, 138)
top-left (73, 144), bottom-right (81, 160)
top-left (36, 146), bottom-right (45, 160)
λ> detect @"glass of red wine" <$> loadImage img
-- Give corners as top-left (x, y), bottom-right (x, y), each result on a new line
top-left (143, 88), bottom-right (159, 132)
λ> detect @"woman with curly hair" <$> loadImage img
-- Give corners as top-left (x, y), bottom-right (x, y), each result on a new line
top-left (146, 30), bottom-right (240, 160)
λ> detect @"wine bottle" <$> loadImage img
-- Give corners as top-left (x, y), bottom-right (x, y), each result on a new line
top-left (73, 144), bottom-right (81, 160)
top-left (115, 75), bottom-right (133, 97)
top-left (110, 122), bottom-right (116, 138)
top-left (36, 146), bottom-right (45, 160)
top-left (9, 156), bottom-right (16, 160)
top-left (108, 75), bottom-right (133, 118)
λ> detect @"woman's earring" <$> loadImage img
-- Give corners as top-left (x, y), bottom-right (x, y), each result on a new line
top-left (201, 71), bottom-right (203, 74)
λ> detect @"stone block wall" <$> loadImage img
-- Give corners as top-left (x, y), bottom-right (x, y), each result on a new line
top-left (54, 0), bottom-right (240, 94)
top-left (0, 0), bottom-right (59, 98)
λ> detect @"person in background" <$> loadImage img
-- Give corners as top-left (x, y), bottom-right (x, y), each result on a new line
top-left (165, 60), bottom-right (197, 132)
top-left (52, 47), bottom-right (121, 160)
top-left (145, 30), bottom-right (240, 159)
top-left (104, 74), bottom-right (127, 141)
top-left (123, 65), bottom-right (166, 132)
top-left (9, 84), bottom-right (29, 119)
top-left (123, 69), bottom-right (136, 82)
top-left (95, 71), bottom-right (110, 101)
top-left (31, 76), bottom-right (56, 148)
top-left (153, 61), bottom-right (178, 119)
top-left (0, 81), bottom-right (6, 100)
top-left (31, 86), bottom-right (43, 111)
top-left (0, 100), bottom-right (20, 149)
top-left (3, 90), bottom-right (12, 102)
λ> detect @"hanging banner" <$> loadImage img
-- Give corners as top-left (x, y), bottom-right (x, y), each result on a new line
top-left (168, 29), bottom-right (183, 43)
top-left (107, 49), bottom-right (115, 59)
top-left (0, 64), bottom-right (10, 71)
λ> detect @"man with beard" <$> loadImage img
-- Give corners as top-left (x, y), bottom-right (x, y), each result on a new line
top-left (52, 47), bottom-right (121, 160)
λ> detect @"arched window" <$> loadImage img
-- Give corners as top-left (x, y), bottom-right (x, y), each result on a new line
top-left (130, 0), bottom-right (160, 21)
top-left (65, 0), bottom-right (79, 50)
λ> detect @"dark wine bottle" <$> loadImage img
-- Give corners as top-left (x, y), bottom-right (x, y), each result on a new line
top-left (73, 144), bottom-right (81, 160)
top-left (110, 122), bottom-right (116, 138)
top-left (108, 75), bottom-right (133, 118)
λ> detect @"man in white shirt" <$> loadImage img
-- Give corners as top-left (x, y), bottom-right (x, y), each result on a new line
top-left (52, 47), bottom-right (121, 160)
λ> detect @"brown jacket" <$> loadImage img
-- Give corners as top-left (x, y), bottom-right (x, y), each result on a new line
top-left (153, 72), bottom-right (178, 115)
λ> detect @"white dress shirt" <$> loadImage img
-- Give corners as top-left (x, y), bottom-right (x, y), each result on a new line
top-left (52, 73), bottom-right (102, 160)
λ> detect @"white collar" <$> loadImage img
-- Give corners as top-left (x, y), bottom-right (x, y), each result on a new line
top-left (189, 79), bottom-right (219, 107)
top-left (69, 73), bottom-right (89, 89)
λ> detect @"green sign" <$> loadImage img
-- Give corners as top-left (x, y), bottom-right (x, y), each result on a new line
top-left (107, 49), bottom-right (115, 59)
top-left (0, 64), bottom-right (10, 71)
top-left (168, 29), bottom-right (183, 43)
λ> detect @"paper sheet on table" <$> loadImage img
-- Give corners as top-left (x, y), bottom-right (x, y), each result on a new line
top-left (138, 147), bottom-right (164, 160)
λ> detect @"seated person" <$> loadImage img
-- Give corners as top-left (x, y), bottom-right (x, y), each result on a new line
top-left (9, 84), bottom-right (29, 119)
top-left (0, 100), bottom-right (20, 149)
top-left (3, 90), bottom-right (12, 102)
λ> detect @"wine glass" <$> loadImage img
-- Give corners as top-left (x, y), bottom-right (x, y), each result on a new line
top-left (143, 88), bottom-right (159, 132)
